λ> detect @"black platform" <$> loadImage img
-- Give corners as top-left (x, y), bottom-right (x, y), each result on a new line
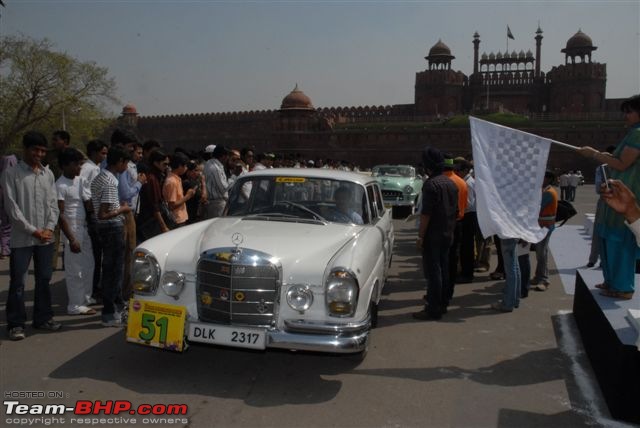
top-left (573, 270), bottom-right (640, 424)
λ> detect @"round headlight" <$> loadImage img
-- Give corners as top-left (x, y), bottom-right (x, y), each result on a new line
top-left (404, 185), bottom-right (414, 194)
top-left (132, 251), bottom-right (161, 295)
top-left (325, 270), bottom-right (359, 317)
top-left (286, 285), bottom-right (314, 312)
top-left (161, 271), bottom-right (185, 297)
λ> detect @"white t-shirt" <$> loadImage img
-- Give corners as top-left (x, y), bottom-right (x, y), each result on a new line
top-left (79, 159), bottom-right (101, 197)
top-left (56, 175), bottom-right (91, 225)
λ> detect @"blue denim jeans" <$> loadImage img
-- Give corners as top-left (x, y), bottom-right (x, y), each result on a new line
top-left (534, 228), bottom-right (554, 283)
top-left (98, 224), bottom-right (125, 322)
top-left (6, 244), bottom-right (55, 329)
top-left (500, 238), bottom-right (521, 310)
top-left (518, 253), bottom-right (531, 297)
top-left (423, 234), bottom-right (452, 316)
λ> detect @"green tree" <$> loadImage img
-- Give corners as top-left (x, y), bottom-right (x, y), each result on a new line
top-left (0, 35), bottom-right (119, 154)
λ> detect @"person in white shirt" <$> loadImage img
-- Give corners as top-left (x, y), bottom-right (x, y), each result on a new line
top-left (567, 170), bottom-right (581, 201)
top-left (600, 179), bottom-right (640, 246)
top-left (558, 172), bottom-right (570, 201)
top-left (203, 146), bottom-right (234, 218)
top-left (56, 149), bottom-right (95, 315)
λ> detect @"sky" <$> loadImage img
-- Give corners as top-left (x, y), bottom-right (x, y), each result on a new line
top-left (2, 0), bottom-right (639, 117)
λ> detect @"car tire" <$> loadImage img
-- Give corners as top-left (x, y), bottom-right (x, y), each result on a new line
top-left (370, 301), bottom-right (379, 329)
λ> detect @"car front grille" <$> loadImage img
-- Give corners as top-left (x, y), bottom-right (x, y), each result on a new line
top-left (382, 190), bottom-right (403, 200)
top-left (196, 248), bottom-right (280, 327)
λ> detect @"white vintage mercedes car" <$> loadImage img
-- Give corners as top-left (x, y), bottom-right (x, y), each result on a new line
top-left (126, 168), bottom-right (394, 357)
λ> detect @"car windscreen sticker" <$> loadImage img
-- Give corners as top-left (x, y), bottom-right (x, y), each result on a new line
top-left (275, 177), bottom-right (306, 183)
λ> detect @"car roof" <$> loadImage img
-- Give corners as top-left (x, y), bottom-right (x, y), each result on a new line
top-left (244, 168), bottom-right (376, 186)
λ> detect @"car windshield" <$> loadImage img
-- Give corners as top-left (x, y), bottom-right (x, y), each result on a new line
top-left (227, 175), bottom-right (368, 225)
top-left (373, 166), bottom-right (414, 177)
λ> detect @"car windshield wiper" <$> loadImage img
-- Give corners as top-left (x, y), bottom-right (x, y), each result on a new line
top-left (243, 214), bottom-right (326, 225)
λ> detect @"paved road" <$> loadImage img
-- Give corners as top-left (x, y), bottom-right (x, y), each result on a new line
top-left (0, 185), bottom-right (622, 428)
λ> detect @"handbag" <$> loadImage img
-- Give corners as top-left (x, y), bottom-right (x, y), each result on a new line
top-left (137, 202), bottom-right (176, 241)
top-left (160, 201), bottom-right (177, 229)
top-left (137, 216), bottom-right (162, 241)
top-left (555, 200), bottom-right (577, 227)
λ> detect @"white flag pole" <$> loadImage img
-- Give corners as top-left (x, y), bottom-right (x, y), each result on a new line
top-left (469, 116), bottom-right (579, 150)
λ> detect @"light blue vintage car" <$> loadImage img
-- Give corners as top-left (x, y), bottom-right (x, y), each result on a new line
top-left (372, 165), bottom-right (423, 217)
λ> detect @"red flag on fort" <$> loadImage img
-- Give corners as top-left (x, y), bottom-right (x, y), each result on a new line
top-left (507, 26), bottom-right (515, 40)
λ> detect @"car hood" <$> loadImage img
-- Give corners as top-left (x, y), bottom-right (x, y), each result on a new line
top-left (140, 217), bottom-right (364, 284)
top-left (199, 217), bottom-right (364, 282)
top-left (376, 176), bottom-right (414, 188)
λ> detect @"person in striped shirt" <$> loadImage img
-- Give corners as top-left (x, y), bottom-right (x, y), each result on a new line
top-left (90, 146), bottom-right (131, 327)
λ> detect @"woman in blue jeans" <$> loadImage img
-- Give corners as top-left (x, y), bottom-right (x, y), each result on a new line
top-left (491, 238), bottom-right (520, 312)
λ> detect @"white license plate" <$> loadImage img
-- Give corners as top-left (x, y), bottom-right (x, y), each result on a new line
top-left (188, 322), bottom-right (266, 350)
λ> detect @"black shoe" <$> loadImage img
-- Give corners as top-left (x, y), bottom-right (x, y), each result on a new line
top-left (412, 310), bottom-right (442, 321)
top-left (489, 272), bottom-right (505, 280)
top-left (34, 319), bottom-right (62, 331)
top-left (490, 302), bottom-right (513, 313)
top-left (586, 262), bottom-right (595, 268)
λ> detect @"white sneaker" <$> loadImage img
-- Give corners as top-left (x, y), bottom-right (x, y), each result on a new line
top-left (68, 306), bottom-right (97, 315)
top-left (101, 317), bottom-right (124, 328)
top-left (85, 297), bottom-right (97, 306)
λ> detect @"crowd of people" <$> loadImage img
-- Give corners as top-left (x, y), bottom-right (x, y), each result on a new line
top-left (0, 129), bottom-right (364, 340)
top-left (413, 148), bottom-right (559, 320)
top-left (1, 94), bottom-right (638, 339)
top-left (557, 170), bottom-right (583, 201)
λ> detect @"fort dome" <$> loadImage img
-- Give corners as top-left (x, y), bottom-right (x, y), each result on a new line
top-left (122, 104), bottom-right (138, 115)
top-left (280, 84), bottom-right (315, 111)
top-left (565, 30), bottom-right (593, 50)
top-left (428, 39), bottom-right (453, 57)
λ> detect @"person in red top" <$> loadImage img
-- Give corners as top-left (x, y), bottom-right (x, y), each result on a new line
top-left (443, 156), bottom-right (468, 295)
top-left (531, 171), bottom-right (559, 291)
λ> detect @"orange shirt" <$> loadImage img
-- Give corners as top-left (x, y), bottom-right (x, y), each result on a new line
top-left (163, 173), bottom-right (189, 225)
top-left (538, 185), bottom-right (558, 228)
top-left (444, 170), bottom-right (468, 220)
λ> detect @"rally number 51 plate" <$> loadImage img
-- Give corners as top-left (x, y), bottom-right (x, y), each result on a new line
top-left (126, 300), bottom-right (187, 352)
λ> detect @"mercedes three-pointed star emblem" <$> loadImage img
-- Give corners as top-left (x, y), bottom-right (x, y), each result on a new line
top-left (231, 232), bottom-right (244, 246)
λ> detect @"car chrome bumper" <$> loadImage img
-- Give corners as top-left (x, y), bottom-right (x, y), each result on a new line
top-left (383, 199), bottom-right (415, 207)
top-left (267, 316), bottom-right (371, 353)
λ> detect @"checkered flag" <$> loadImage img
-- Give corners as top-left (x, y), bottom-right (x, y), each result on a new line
top-left (470, 117), bottom-right (551, 243)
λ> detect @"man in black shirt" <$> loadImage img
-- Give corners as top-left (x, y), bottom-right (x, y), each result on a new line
top-left (413, 147), bottom-right (459, 321)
